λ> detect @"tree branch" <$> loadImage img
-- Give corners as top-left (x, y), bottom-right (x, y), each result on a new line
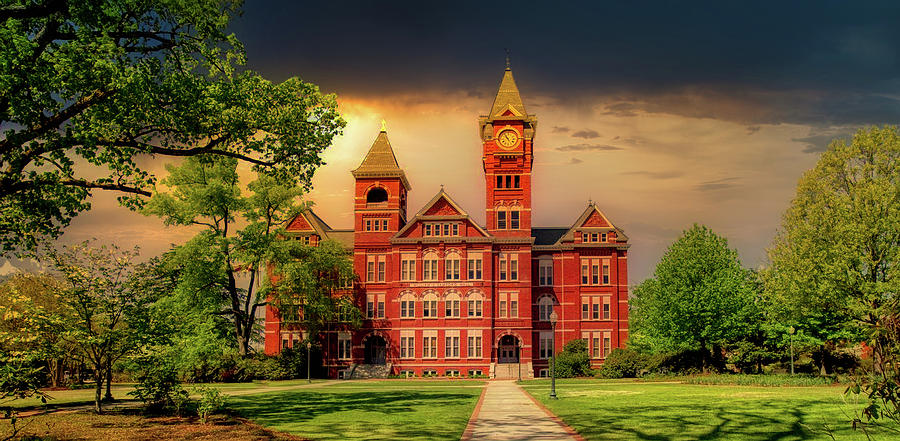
top-left (61, 179), bottom-right (151, 196)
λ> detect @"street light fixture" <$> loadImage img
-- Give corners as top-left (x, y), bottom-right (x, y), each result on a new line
top-left (549, 310), bottom-right (558, 400)
top-left (307, 340), bottom-right (312, 383)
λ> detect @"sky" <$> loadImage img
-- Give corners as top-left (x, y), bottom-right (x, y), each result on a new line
top-left (6, 0), bottom-right (900, 284)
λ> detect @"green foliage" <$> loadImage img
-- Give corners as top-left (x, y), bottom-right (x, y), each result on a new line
top-left (763, 126), bottom-right (900, 428)
top-left (555, 339), bottom-right (593, 378)
top-left (683, 374), bottom-right (839, 387)
top-left (631, 224), bottom-right (758, 370)
top-left (193, 385), bottom-right (227, 423)
top-left (599, 348), bottom-right (649, 378)
top-left (128, 353), bottom-right (189, 415)
top-left (0, 0), bottom-right (345, 254)
top-left (145, 156), bottom-right (312, 357)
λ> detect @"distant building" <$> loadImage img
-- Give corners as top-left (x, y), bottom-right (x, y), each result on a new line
top-left (265, 66), bottom-right (630, 379)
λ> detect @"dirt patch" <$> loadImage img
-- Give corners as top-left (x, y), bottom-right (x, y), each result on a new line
top-left (2, 410), bottom-right (306, 441)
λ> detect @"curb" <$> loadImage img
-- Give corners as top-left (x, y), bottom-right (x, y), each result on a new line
top-left (459, 382), bottom-right (489, 441)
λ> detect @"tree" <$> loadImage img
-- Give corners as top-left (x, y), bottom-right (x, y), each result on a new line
top-left (145, 155), bottom-right (310, 356)
top-left (630, 224), bottom-right (757, 371)
top-left (0, 0), bottom-right (345, 254)
top-left (47, 241), bottom-right (155, 413)
top-left (267, 239), bottom-right (361, 345)
top-left (764, 127), bottom-right (900, 428)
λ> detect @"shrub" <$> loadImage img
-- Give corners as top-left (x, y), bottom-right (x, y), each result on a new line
top-left (193, 385), bottom-right (227, 423)
top-left (599, 348), bottom-right (648, 378)
top-left (555, 339), bottom-right (593, 378)
top-left (128, 354), bottom-right (189, 414)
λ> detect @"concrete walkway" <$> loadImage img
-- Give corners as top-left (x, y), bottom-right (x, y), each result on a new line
top-left (462, 380), bottom-right (582, 441)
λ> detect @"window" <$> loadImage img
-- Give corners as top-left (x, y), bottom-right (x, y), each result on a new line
top-left (423, 331), bottom-right (437, 358)
top-left (538, 369), bottom-right (549, 378)
top-left (539, 332), bottom-right (553, 359)
top-left (467, 332), bottom-right (483, 358)
top-left (366, 187), bottom-right (388, 204)
top-left (364, 218), bottom-right (389, 231)
top-left (499, 253), bottom-right (508, 281)
top-left (423, 369), bottom-right (437, 376)
top-left (468, 369), bottom-right (483, 377)
top-left (366, 294), bottom-right (385, 319)
top-left (538, 297), bottom-right (554, 321)
top-left (514, 175), bottom-right (520, 188)
top-left (499, 292), bottom-right (518, 318)
top-left (510, 254), bottom-right (518, 280)
top-left (422, 292), bottom-right (438, 318)
top-left (401, 254), bottom-right (416, 281)
top-left (593, 335), bottom-right (601, 358)
top-left (538, 259), bottom-right (553, 286)
top-left (496, 175), bottom-right (502, 188)
top-left (581, 260), bottom-right (589, 285)
top-left (601, 232), bottom-right (608, 242)
top-left (467, 253), bottom-right (482, 280)
top-left (423, 251), bottom-right (438, 281)
top-left (591, 259), bottom-right (599, 285)
top-left (424, 224), bottom-right (432, 236)
top-left (604, 332), bottom-right (612, 356)
top-left (581, 297), bottom-right (590, 320)
top-left (366, 255), bottom-right (386, 282)
top-left (467, 292), bottom-right (483, 317)
top-left (400, 293), bottom-right (415, 319)
top-left (497, 210), bottom-right (507, 229)
top-left (445, 330), bottom-right (460, 358)
top-left (445, 251), bottom-right (460, 280)
top-left (444, 292), bottom-right (460, 318)
top-left (495, 175), bottom-right (522, 189)
top-left (592, 298), bottom-right (600, 320)
top-left (510, 210), bottom-right (520, 229)
top-left (585, 331), bottom-right (612, 359)
top-left (338, 333), bottom-right (351, 360)
top-left (400, 331), bottom-right (415, 358)
top-left (603, 297), bottom-right (611, 319)
top-left (581, 257), bottom-right (605, 285)
top-left (424, 222), bottom-right (459, 237)
top-left (445, 369), bottom-right (460, 377)
top-left (602, 261), bottom-right (610, 285)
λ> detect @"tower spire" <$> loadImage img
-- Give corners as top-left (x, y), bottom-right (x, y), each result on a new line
top-left (505, 48), bottom-right (511, 71)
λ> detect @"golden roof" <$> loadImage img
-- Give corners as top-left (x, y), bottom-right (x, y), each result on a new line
top-left (352, 129), bottom-right (411, 190)
top-left (488, 68), bottom-right (527, 118)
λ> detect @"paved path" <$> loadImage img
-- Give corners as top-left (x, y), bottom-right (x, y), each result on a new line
top-left (462, 380), bottom-right (581, 441)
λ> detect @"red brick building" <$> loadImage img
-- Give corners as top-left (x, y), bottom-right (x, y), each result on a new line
top-left (265, 66), bottom-right (630, 379)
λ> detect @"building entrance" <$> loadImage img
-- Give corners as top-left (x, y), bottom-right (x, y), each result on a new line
top-left (498, 335), bottom-right (519, 364)
top-left (364, 336), bottom-right (387, 364)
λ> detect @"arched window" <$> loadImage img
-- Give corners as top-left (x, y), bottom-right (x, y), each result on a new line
top-left (538, 296), bottom-right (554, 321)
top-left (400, 291), bottom-right (415, 319)
top-left (422, 291), bottom-right (438, 318)
top-left (445, 250), bottom-right (460, 280)
top-left (444, 291), bottom-right (460, 318)
top-left (423, 250), bottom-right (439, 281)
top-left (466, 291), bottom-right (483, 318)
top-left (366, 187), bottom-right (388, 204)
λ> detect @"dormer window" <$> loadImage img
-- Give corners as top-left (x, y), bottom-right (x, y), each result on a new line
top-left (423, 222), bottom-right (460, 237)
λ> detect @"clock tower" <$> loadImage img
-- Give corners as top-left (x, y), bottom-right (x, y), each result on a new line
top-left (479, 64), bottom-right (537, 237)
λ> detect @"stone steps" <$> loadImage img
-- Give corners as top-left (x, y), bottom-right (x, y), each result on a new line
top-left (345, 363), bottom-right (392, 380)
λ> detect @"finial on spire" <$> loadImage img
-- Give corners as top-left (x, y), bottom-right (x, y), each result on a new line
top-left (380, 119), bottom-right (387, 132)
top-left (440, 184), bottom-right (445, 190)
top-left (504, 48), bottom-right (511, 70)
top-left (588, 198), bottom-right (593, 206)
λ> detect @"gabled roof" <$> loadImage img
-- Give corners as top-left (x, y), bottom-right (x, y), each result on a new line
top-left (351, 129), bottom-right (411, 190)
top-left (488, 68), bottom-right (527, 119)
top-left (394, 188), bottom-right (492, 239)
top-left (285, 209), bottom-right (355, 248)
top-left (538, 202), bottom-right (629, 248)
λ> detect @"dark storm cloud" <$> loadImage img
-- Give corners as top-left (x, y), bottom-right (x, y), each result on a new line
top-left (571, 129), bottom-right (600, 139)
top-left (551, 126), bottom-right (571, 133)
top-left (570, 158), bottom-right (583, 164)
top-left (556, 144), bottom-right (623, 152)
top-left (695, 177), bottom-right (741, 192)
top-left (792, 127), bottom-right (857, 153)
top-left (230, 1), bottom-right (900, 127)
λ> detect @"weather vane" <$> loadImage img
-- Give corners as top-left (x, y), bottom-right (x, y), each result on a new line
top-left (381, 119), bottom-right (387, 132)
top-left (505, 48), bottom-right (511, 70)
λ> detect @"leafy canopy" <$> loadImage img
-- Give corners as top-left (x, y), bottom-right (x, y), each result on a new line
top-left (0, 0), bottom-right (345, 254)
top-left (630, 224), bottom-right (756, 357)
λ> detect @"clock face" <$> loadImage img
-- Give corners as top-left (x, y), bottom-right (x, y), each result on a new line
top-left (497, 130), bottom-right (519, 149)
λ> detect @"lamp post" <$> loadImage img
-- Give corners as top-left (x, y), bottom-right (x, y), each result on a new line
top-left (788, 326), bottom-right (795, 376)
top-left (307, 340), bottom-right (312, 383)
top-left (549, 310), bottom-right (558, 400)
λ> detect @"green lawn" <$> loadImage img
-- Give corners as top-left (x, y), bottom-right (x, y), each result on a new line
top-left (521, 379), bottom-right (899, 441)
top-left (227, 380), bottom-right (485, 441)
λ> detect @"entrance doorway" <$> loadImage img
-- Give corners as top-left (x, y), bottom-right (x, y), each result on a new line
top-left (364, 335), bottom-right (387, 365)
top-left (498, 335), bottom-right (519, 363)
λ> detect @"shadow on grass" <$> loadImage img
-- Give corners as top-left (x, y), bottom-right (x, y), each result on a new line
top-left (228, 389), bottom-right (478, 441)
top-left (548, 398), bottom-right (865, 441)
